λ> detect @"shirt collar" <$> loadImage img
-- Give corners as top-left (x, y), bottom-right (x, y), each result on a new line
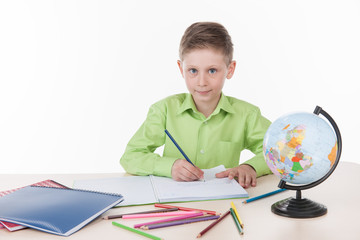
top-left (177, 93), bottom-right (235, 116)
top-left (213, 93), bottom-right (236, 115)
top-left (177, 93), bottom-right (197, 115)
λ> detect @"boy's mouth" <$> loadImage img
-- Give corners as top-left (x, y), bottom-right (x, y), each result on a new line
top-left (196, 90), bottom-right (211, 95)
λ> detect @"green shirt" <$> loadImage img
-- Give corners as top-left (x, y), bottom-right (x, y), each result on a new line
top-left (120, 93), bottom-right (272, 178)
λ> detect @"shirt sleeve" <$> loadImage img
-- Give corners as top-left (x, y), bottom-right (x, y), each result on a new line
top-left (242, 108), bottom-right (273, 177)
top-left (120, 103), bottom-right (178, 177)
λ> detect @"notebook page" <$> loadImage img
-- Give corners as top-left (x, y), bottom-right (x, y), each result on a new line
top-left (203, 165), bottom-right (227, 181)
top-left (73, 176), bottom-right (157, 206)
top-left (150, 165), bottom-right (248, 202)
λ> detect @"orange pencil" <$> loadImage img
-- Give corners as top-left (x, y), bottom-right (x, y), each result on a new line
top-left (154, 203), bottom-right (220, 216)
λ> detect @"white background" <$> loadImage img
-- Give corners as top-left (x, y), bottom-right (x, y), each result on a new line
top-left (1, 0), bottom-right (359, 174)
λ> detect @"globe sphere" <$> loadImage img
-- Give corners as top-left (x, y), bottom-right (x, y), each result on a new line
top-left (263, 112), bottom-right (337, 185)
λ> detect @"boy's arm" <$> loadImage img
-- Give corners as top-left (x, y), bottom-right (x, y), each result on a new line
top-left (242, 108), bottom-right (273, 177)
top-left (120, 104), bottom-right (177, 177)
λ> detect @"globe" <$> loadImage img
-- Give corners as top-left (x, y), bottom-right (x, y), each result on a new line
top-left (263, 106), bottom-right (342, 218)
top-left (263, 112), bottom-right (337, 185)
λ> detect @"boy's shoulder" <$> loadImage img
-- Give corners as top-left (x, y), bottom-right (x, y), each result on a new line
top-left (152, 93), bottom-right (189, 108)
top-left (223, 95), bottom-right (261, 114)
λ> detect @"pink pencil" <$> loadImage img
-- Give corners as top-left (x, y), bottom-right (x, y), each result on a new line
top-left (122, 211), bottom-right (199, 219)
top-left (134, 212), bottom-right (204, 228)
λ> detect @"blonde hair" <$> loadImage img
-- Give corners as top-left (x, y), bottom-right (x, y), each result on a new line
top-left (179, 22), bottom-right (234, 66)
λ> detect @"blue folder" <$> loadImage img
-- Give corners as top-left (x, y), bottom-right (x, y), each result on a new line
top-left (0, 185), bottom-right (123, 236)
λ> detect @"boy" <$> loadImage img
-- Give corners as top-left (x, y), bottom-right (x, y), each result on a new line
top-left (120, 22), bottom-right (272, 188)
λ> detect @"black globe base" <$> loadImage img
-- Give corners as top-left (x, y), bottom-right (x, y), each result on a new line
top-left (271, 196), bottom-right (327, 218)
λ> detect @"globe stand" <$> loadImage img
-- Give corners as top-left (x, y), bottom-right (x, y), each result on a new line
top-left (271, 189), bottom-right (327, 218)
top-left (271, 106), bottom-right (342, 218)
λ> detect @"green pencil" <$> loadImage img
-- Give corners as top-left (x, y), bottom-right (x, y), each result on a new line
top-left (230, 208), bottom-right (243, 235)
top-left (112, 222), bottom-right (163, 240)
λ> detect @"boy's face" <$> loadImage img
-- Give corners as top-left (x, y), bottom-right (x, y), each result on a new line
top-left (177, 48), bottom-right (236, 110)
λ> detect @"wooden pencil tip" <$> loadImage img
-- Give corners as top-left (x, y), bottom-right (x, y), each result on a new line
top-left (197, 233), bottom-right (202, 238)
top-left (103, 216), bottom-right (109, 220)
top-left (242, 201), bottom-right (247, 204)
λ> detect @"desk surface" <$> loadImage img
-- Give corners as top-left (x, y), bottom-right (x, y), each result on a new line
top-left (0, 161), bottom-right (359, 240)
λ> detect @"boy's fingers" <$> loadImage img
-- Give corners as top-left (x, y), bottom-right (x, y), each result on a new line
top-left (244, 174), bottom-right (252, 188)
top-left (241, 173), bottom-right (257, 188)
top-left (238, 174), bottom-right (246, 187)
top-left (179, 171), bottom-right (195, 181)
top-left (228, 171), bottom-right (236, 180)
top-left (171, 159), bottom-right (204, 181)
top-left (192, 168), bottom-right (204, 180)
top-left (251, 177), bottom-right (257, 187)
top-left (181, 164), bottom-right (203, 181)
top-left (175, 166), bottom-right (196, 181)
top-left (195, 167), bottom-right (204, 179)
top-left (215, 170), bottom-right (230, 178)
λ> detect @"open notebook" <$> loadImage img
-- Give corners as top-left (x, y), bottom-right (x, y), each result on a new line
top-left (73, 165), bottom-right (248, 206)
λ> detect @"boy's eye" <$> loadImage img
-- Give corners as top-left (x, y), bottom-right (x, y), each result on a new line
top-left (209, 68), bottom-right (217, 74)
top-left (189, 68), bottom-right (197, 74)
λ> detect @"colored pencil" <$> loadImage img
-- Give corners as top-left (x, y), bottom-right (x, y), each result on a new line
top-left (230, 201), bottom-right (244, 228)
top-left (134, 212), bottom-right (204, 228)
top-left (112, 222), bottom-right (163, 240)
top-left (155, 203), bottom-right (219, 215)
top-left (164, 129), bottom-right (195, 166)
top-left (141, 215), bottom-right (220, 230)
top-left (196, 210), bottom-right (231, 238)
top-left (122, 210), bottom-right (199, 219)
top-left (242, 188), bottom-right (287, 204)
top-left (230, 208), bottom-right (243, 235)
top-left (103, 207), bottom-right (179, 220)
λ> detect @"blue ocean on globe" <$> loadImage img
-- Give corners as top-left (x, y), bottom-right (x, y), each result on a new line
top-left (263, 112), bottom-right (338, 185)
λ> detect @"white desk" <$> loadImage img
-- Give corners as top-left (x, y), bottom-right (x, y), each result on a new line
top-left (0, 162), bottom-right (359, 240)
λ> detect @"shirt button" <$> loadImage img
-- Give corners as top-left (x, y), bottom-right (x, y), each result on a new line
top-left (200, 149), bottom-right (205, 154)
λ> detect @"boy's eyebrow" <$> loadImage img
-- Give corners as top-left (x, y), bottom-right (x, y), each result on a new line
top-left (185, 64), bottom-right (220, 69)
top-left (185, 65), bottom-right (198, 68)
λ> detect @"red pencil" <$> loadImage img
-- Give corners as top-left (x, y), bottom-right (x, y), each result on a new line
top-left (197, 210), bottom-right (231, 238)
top-left (154, 204), bottom-right (220, 216)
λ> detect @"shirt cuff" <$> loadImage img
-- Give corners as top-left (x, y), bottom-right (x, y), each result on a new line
top-left (153, 157), bottom-right (178, 178)
top-left (242, 156), bottom-right (272, 177)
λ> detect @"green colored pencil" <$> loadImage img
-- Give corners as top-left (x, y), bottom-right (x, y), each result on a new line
top-left (230, 208), bottom-right (243, 235)
top-left (112, 222), bottom-right (163, 240)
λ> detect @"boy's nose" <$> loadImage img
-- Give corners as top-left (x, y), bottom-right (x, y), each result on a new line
top-left (197, 73), bottom-right (208, 86)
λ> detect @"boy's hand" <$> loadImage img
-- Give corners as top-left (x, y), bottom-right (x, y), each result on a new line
top-left (171, 159), bottom-right (204, 182)
top-left (215, 164), bottom-right (257, 188)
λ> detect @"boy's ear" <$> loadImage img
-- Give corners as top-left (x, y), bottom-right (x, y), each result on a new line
top-left (177, 60), bottom-right (184, 78)
top-left (226, 60), bottom-right (236, 79)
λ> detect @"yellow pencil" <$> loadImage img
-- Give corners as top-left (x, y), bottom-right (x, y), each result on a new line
top-left (230, 201), bottom-right (244, 228)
